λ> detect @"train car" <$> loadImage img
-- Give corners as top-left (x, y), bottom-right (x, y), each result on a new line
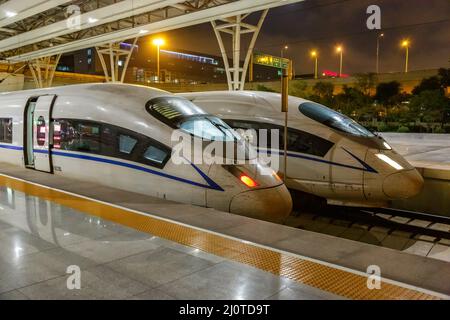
top-left (179, 91), bottom-right (424, 208)
top-left (0, 84), bottom-right (292, 222)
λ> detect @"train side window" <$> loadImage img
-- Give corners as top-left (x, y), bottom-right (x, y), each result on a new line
top-left (224, 119), bottom-right (333, 157)
top-left (56, 118), bottom-right (171, 168)
top-left (119, 134), bottom-right (138, 155)
top-left (0, 118), bottom-right (12, 143)
top-left (144, 146), bottom-right (167, 164)
top-left (58, 120), bottom-right (101, 153)
top-left (286, 128), bottom-right (334, 157)
top-left (141, 142), bottom-right (171, 169)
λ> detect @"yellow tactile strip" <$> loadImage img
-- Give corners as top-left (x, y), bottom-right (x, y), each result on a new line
top-left (0, 174), bottom-right (442, 300)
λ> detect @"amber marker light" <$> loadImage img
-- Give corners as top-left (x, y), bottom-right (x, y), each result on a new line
top-left (240, 175), bottom-right (258, 188)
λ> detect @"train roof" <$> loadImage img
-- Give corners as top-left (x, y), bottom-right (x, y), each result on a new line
top-left (0, 83), bottom-right (171, 101)
top-left (179, 90), bottom-right (311, 112)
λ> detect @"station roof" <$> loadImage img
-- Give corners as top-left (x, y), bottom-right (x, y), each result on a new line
top-left (0, 0), bottom-right (303, 62)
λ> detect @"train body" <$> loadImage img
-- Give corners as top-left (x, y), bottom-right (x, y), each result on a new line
top-left (180, 91), bottom-right (424, 207)
top-left (0, 84), bottom-right (292, 222)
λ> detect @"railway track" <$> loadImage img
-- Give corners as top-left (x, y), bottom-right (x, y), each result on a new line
top-left (323, 206), bottom-right (450, 241)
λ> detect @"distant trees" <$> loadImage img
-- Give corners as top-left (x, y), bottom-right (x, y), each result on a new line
top-left (355, 73), bottom-right (378, 96)
top-left (311, 81), bottom-right (334, 104)
top-left (375, 81), bottom-right (402, 105)
top-left (334, 85), bottom-right (372, 120)
top-left (409, 90), bottom-right (450, 125)
top-left (254, 68), bottom-right (450, 132)
top-left (412, 76), bottom-right (442, 95)
top-left (409, 69), bottom-right (450, 126)
top-left (438, 68), bottom-right (450, 88)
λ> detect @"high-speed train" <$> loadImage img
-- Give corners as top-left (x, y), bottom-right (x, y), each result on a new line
top-left (179, 91), bottom-right (424, 208)
top-left (0, 84), bottom-right (292, 222)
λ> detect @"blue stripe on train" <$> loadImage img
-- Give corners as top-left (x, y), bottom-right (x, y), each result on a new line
top-left (0, 144), bottom-right (223, 191)
top-left (257, 148), bottom-right (378, 173)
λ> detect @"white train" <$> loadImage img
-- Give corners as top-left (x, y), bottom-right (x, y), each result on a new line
top-left (0, 84), bottom-right (292, 222)
top-left (179, 91), bottom-right (424, 208)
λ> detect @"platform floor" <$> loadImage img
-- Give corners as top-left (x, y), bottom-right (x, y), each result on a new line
top-left (382, 133), bottom-right (450, 170)
top-left (0, 186), bottom-right (339, 300)
top-left (0, 163), bottom-right (449, 300)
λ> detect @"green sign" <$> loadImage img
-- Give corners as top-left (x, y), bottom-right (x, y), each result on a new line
top-left (253, 52), bottom-right (290, 69)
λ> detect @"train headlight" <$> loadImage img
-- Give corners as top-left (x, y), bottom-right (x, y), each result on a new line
top-left (383, 141), bottom-right (392, 150)
top-left (375, 154), bottom-right (403, 170)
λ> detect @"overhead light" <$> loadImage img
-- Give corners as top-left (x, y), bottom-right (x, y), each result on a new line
top-left (5, 10), bottom-right (17, 18)
top-left (152, 38), bottom-right (165, 46)
top-left (87, 17), bottom-right (98, 24)
top-left (139, 29), bottom-right (149, 34)
top-left (376, 154), bottom-right (403, 170)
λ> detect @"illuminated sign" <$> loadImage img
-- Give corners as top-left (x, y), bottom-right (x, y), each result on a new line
top-left (322, 70), bottom-right (350, 78)
top-left (160, 50), bottom-right (219, 65)
top-left (253, 52), bottom-right (290, 69)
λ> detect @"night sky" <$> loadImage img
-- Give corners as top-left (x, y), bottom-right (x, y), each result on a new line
top-left (142, 0), bottom-right (450, 75)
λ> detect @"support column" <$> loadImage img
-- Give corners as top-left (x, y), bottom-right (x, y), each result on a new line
top-left (28, 54), bottom-right (61, 88)
top-left (211, 9), bottom-right (268, 91)
top-left (95, 38), bottom-right (138, 83)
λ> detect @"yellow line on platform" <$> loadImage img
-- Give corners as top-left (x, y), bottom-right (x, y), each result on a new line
top-left (0, 174), bottom-right (442, 300)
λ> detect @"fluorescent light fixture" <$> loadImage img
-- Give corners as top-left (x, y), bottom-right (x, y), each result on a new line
top-left (139, 29), bottom-right (149, 34)
top-left (87, 17), bottom-right (98, 24)
top-left (376, 154), bottom-right (403, 170)
top-left (5, 10), bottom-right (17, 18)
top-left (383, 141), bottom-right (392, 150)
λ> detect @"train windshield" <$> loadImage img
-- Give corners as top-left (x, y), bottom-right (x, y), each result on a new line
top-left (180, 117), bottom-right (240, 142)
top-left (146, 96), bottom-right (240, 142)
top-left (299, 102), bottom-right (375, 138)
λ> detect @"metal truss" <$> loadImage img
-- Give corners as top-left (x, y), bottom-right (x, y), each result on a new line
top-left (95, 38), bottom-right (138, 83)
top-left (0, 0), bottom-right (232, 60)
top-left (28, 54), bottom-right (62, 88)
top-left (211, 9), bottom-right (268, 90)
top-left (0, 0), bottom-right (303, 89)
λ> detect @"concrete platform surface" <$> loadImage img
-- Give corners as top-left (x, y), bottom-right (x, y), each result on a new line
top-left (0, 162), bottom-right (449, 299)
top-left (0, 185), bottom-right (340, 300)
top-left (382, 133), bottom-right (450, 170)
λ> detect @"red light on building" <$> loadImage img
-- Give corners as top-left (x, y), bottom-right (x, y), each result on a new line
top-left (322, 70), bottom-right (349, 78)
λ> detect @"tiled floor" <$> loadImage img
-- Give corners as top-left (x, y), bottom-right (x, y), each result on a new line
top-left (0, 185), bottom-right (339, 300)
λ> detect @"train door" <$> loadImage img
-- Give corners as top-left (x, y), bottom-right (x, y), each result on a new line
top-left (24, 95), bottom-right (57, 173)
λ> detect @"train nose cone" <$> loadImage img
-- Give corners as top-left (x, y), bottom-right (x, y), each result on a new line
top-left (230, 185), bottom-right (292, 223)
top-left (382, 169), bottom-right (424, 199)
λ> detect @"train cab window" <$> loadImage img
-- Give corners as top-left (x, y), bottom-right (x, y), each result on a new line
top-left (147, 97), bottom-right (240, 143)
top-left (0, 118), bottom-right (12, 143)
top-left (299, 102), bottom-right (375, 138)
top-left (180, 117), bottom-right (238, 142)
top-left (119, 134), bottom-right (137, 155)
top-left (146, 96), bottom-right (206, 128)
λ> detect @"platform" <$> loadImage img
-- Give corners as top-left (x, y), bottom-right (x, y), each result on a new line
top-left (382, 133), bottom-right (450, 170)
top-left (0, 162), bottom-right (449, 300)
top-left (382, 133), bottom-right (450, 215)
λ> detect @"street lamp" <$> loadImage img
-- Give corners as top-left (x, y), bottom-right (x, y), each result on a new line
top-left (401, 39), bottom-right (410, 73)
top-left (152, 38), bottom-right (165, 82)
top-left (310, 50), bottom-right (318, 79)
top-left (281, 45), bottom-right (288, 58)
top-left (336, 45), bottom-right (343, 77)
top-left (280, 45), bottom-right (288, 78)
top-left (376, 33), bottom-right (384, 74)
